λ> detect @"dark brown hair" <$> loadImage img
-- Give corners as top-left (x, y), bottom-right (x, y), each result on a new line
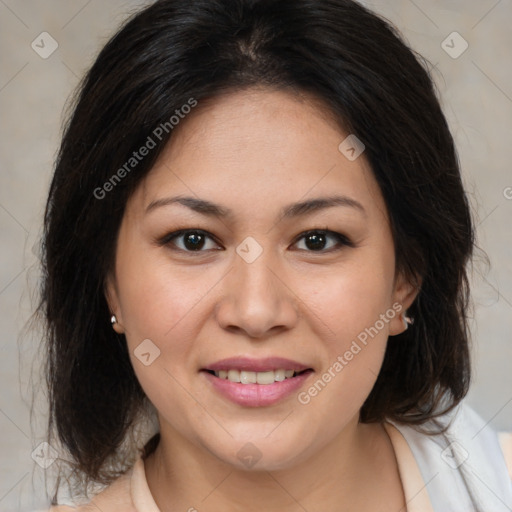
top-left (38, 0), bottom-right (474, 500)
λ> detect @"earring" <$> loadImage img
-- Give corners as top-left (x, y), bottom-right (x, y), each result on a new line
top-left (111, 315), bottom-right (117, 325)
top-left (402, 313), bottom-right (414, 330)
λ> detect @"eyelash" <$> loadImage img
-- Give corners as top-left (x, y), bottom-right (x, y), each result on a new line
top-left (157, 228), bottom-right (355, 255)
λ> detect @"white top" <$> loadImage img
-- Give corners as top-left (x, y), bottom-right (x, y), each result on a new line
top-left (48, 401), bottom-right (512, 511)
top-left (389, 402), bottom-right (512, 511)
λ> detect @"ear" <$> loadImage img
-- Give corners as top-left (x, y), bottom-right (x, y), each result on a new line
top-left (104, 272), bottom-right (125, 334)
top-left (388, 271), bottom-right (422, 336)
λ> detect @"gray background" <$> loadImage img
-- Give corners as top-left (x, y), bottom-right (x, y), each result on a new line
top-left (1, 1), bottom-right (511, 510)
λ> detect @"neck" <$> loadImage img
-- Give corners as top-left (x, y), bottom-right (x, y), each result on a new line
top-left (143, 417), bottom-right (405, 512)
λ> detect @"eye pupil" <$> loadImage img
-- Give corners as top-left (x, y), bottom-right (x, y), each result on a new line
top-left (305, 233), bottom-right (326, 251)
top-left (184, 231), bottom-right (205, 250)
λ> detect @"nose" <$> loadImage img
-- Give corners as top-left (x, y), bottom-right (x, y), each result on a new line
top-left (215, 249), bottom-right (299, 339)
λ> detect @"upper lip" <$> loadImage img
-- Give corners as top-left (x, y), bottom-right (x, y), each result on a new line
top-left (203, 357), bottom-right (312, 373)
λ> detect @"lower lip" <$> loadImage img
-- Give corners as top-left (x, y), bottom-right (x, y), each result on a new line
top-left (202, 370), bottom-right (313, 407)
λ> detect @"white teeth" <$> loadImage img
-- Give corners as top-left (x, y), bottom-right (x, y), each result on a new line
top-left (213, 369), bottom-right (300, 384)
top-left (240, 371), bottom-right (257, 384)
top-left (274, 369), bottom-right (286, 381)
top-left (256, 371), bottom-right (275, 385)
top-left (227, 369), bottom-right (241, 382)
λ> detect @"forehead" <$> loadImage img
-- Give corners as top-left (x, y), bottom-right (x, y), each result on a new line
top-left (161, 87), bottom-right (346, 160)
top-left (129, 87), bottom-right (387, 223)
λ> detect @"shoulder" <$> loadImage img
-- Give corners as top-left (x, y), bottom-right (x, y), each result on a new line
top-left (47, 464), bottom-right (137, 512)
top-left (389, 401), bottom-right (512, 511)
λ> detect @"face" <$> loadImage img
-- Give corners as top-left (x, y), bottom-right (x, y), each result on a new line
top-left (106, 87), bottom-right (417, 471)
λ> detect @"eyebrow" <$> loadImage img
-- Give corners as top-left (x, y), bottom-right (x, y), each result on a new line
top-left (145, 194), bottom-right (366, 219)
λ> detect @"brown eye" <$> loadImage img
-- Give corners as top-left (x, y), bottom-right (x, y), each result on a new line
top-left (293, 230), bottom-right (354, 252)
top-left (303, 232), bottom-right (328, 251)
top-left (181, 231), bottom-right (206, 251)
top-left (160, 229), bottom-right (221, 252)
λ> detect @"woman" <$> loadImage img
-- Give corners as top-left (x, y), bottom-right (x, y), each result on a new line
top-left (38, 0), bottom-right (512, 510)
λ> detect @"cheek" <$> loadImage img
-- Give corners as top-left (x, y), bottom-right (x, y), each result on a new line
top-left (115, 249), bottom-right (216, 386)
top-left (296, 252), bottom-right (395, 411)
top-left (116, 257), bottom-right (210, 425)
top-left (117, 249), bottom-right (203, 338)
top-left (306, 257), bottom-right (394, 346)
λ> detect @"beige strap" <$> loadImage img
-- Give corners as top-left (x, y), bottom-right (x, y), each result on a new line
top-left (131, 457), bottom-right (162, 512)
top-left (498, 432), bottom-right (512, 481)
top-left (383, 422), bottom-right (435, 512)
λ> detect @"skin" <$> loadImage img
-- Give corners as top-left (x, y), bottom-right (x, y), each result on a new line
top-left (105, 87), bottom-right (420, 512)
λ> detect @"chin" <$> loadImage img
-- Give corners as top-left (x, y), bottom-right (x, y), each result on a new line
top-left (205, 432), bottom-right (317, 472)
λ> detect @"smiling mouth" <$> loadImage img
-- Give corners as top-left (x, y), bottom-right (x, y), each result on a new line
top-left (204, 368), bottom-right (313, 385)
